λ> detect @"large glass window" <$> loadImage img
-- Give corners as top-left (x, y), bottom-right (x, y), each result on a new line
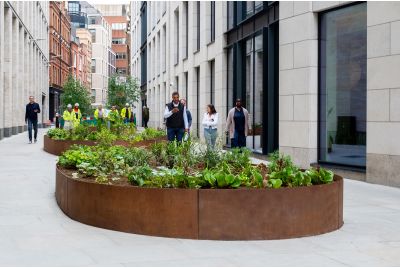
top-left (227, 2), bottom-right (235, 30)
top-left (319, 3), bottom-right (367, 167)
top-left (210, 1), bottom-right (215, 42)
top-left (240, 33), bottom-right (264, 152)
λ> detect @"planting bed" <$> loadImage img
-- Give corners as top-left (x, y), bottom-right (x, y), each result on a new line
top-left (44, 135), bottom-right (166, 156)
top-left (56, 166), bottom-right (343, 240)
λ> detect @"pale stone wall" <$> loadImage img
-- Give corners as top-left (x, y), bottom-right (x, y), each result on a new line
top-left (366, 2), bottom-right (400, 187)
top-left (0, 2), bottom-right (49, 140)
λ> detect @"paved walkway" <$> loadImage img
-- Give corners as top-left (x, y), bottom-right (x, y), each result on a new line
top-left (0, 130), bottom-right (400, 266)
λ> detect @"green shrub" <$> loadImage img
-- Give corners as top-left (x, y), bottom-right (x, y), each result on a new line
top-left (47, 128), bottom-right (69, 140)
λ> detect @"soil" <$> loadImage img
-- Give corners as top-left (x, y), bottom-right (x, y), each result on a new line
top-left (58, 166), bottom-right (133, 187)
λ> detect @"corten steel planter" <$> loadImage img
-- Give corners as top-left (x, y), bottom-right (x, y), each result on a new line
top-left (55, 166), bottom-right (343, 240)
top-left (44, 135), bottom-right (166, 156)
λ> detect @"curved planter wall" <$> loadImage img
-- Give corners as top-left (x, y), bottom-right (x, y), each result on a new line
top-left (44, 135), bottom-right (165, 156)
top-left (56, 167), bottom-right (343, 240)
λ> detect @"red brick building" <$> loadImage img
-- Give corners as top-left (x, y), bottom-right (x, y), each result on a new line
top-left (104, 16), bottom-right (130, 80)
top-left (49, 1), bottom-right (71, 121)
top-left (70, 35), bottom-right (92, 91)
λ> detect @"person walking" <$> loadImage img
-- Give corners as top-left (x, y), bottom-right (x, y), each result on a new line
top-left (25, 96), bottom-right (41, 143)
top-left (202, 104), bottom-right (218, 149)
top-left (63, 104), bottom-right (76, 131)
top-left (108, 105), bottom-right (120, 128)
top-left (73, 103), bottom-right (82, 127)
top-left (164, 91), bottom-right (189, 142)
top-left (142, 105), bottom-right (149, 128)
top-left (180, 99), bottom-right (192, 132)
top-left (226, 98), bottom-right (249, 148)
top-left (121, 103), bottom-right (132, 124)
top-left (94, 104), bottom-right (105, 128)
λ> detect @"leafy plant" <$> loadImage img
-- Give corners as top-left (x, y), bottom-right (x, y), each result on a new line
top-left (60, 75), bottom-right (91, 114)
top-left (47, 128), bottom-right (69, 140)
top-left (107, 75), bottom-right (140, 109)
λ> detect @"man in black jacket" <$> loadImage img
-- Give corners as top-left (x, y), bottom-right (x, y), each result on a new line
top-left (25, 96), bottom-right (41, 143)
top-left (163, 92), bottom-right (188, 142)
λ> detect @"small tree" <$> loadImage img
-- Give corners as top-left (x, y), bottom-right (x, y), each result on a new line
top-left (60, 75), bottom-right (91, 115)
top-left (107, 75), bottom-right (140, 109)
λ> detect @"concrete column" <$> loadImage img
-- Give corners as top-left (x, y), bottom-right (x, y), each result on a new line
top-left (19, 25), bottom-right (25, 133)
top-left (0, 1), bottom-right (4, 139)
top-left (12, 16), bottom-right (19, 135)
top-left (3, 6), bottom-right (13, 137)
top-left (24, 32), bottom-right (29, 132)
top-left (278, 2), bottom-right (318, 168)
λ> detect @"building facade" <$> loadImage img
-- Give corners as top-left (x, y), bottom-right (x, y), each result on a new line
top-left (278, 1), bottom-right (400, 187)
top-left (68, 1), bottom-right (115, 105)
top-left (84, 2), bottom-right (115, 104)
top-left (70, 28), bottom-right (92, 91)
top-left (0, 1), bottom-right (49, 140)
top-left (131, 1), bottom-right (400, 188)
top-left (49, 1), bottom-right (71, 122)
top-left (104, 15), bottom-right (130, 81)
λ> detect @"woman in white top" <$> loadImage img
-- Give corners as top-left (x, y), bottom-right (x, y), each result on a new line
top-left (202, 104), bottom-right (218, 149)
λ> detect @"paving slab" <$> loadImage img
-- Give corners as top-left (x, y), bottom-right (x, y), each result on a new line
top-left (0, 130), bottom-right (400, 266)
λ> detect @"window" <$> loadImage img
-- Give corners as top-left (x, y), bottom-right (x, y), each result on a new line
top-left (183, 2), bottom-right (188, 59)
top-left (112, 23), bottom-right (126, 30)
top-left (112, 38), bottom-right (126, 44)
top-left (68, 2), bottom-right (79, 13)
top-left (141, 3), bottom-right (147, 46)
top-left (91, 59), bottom-right (96, 73)
top-left (140, 48), bottom-right (147, 86)
top-left (89, 29), bottom-right (96, 43)
top-left (319, 3), bottom-right (367, 167)
top-left (209, 60), bottom-right (215, 104)
top-left (196, 2), bottom-right (200, 51)
top-left (210, 1), bottom-right (215, 43)
top-left (174, 8), bottom-right (179, 64)
top-left (254, 1), bottom-right (264, 13)
top-left (116, 53), bottom-right (127, 59)
top-left (246, 2), bottom-right (254, 18)
top-left (162, 24), bottom-right (166, 72)
top-left (117, 68), bottom-right (127, 75)
top-left (91, 89), bottom-right (96, 103)
top-left (195, 66), bottom-right (200, 137)
top-left (157, 31), bottom-right (161, 75)
top-left (184, 72), bottom-right (188, 102)
top-left (227, 2), bottom-right (235, 30)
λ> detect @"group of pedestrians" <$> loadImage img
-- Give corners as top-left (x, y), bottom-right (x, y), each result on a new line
top-left (25, 92), bottom-right (249, 150)
top-left (94, 103), bottom-right (136, 128)
top-left (163, 92), bottom-right (249, 150)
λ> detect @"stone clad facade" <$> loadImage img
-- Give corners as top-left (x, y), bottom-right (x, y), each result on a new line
top-left (0, 1), bottom-right (49, 139)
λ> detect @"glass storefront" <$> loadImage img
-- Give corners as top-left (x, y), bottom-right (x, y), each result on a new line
top-left (319, 3), bottom-right (367, 167)
top-left (225, 2), bottom-right (279, 155)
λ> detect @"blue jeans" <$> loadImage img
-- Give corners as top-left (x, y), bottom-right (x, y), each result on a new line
top-left (204, 128), bottom-right (217, 149)
top-left (231, 130), bottom-right (246, 148)
top-left (123, 118), bottom-right (130, 124)
top-left (167, 127), bottom-right (184, 142)
top-left (27, 119), bottom-right (38, 141)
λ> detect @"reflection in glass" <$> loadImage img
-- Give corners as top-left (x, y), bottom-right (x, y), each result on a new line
top-left (319, 3), bottom-right (366, 167)
top-left (244, 34), bottom-right (264, 152)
